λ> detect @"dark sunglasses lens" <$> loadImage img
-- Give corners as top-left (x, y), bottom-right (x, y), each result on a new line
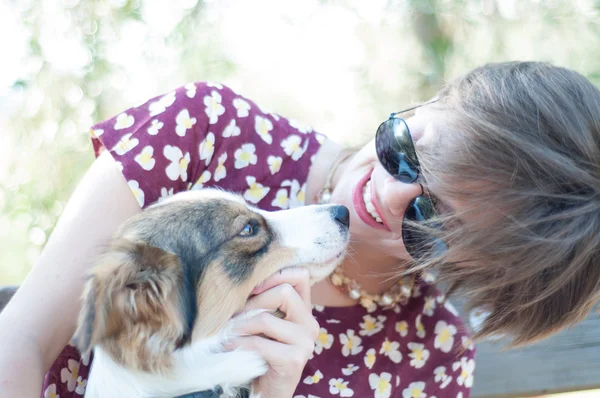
top-left (402, 196), bottom-right (448, 260)
top-left (375, 118), bottom-right (420, 183)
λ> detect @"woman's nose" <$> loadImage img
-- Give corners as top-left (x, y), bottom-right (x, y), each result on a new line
top-left (375, 167), bottom-right (423, 218)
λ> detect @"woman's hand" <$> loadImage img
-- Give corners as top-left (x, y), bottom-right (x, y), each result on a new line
top-left (230, 267), bottom-right (319, 398)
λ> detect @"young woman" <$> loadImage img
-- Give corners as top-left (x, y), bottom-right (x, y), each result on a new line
top-left (1, 62), bottom-right (599, 398)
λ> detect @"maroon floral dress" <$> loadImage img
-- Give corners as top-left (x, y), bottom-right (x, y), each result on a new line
top-left (42, 82), bottom-right (475, 398)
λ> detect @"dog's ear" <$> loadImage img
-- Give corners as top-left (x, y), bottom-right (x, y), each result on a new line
top-left (73, 240), bottom-right (186, 366)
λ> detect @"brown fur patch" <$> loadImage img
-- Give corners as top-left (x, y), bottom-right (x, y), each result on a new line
top-left (74, 240), bottom-right (186, 373)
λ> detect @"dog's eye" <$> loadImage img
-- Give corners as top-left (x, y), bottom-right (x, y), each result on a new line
top-left (239, 223), bottom-right (254, 236)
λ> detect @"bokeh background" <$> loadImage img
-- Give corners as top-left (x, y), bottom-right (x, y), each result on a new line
top-left (1, 1), bottom-right (600, 396)
top-left (3, 0), bottom-right (600, 284)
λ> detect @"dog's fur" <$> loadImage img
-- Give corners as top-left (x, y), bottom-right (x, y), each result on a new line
top-left (74, 189), bottom-right (349, 397)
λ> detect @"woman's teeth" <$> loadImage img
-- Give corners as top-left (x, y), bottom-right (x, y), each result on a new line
top-left (362, 179), bottom-right (383, 224)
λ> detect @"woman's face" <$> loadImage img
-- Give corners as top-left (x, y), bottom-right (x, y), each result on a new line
top-left (329, 109), bottom-right (452, 259)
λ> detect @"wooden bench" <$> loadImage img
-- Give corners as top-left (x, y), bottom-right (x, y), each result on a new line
top-left (0, 285), bottom-right (598, 397)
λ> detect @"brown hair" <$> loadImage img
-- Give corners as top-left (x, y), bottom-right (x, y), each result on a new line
top-left (413, 62), bottom-right (600, 346)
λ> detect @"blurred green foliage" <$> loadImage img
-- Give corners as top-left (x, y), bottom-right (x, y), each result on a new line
top-left (1, 0), bottom-right (600, 284)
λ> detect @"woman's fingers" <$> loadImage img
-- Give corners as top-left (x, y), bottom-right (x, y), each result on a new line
top-left (251, 266), bottom-right (312, 308)
top-left (244, 283), bottom-right (318, 336)
top-left (235, 311), bottom-right (313, 348)
top-left (229, 335), bottom-right (311, 377)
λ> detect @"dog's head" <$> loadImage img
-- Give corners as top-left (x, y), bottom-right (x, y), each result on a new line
top-left (73, 189), bottom-right (349, 372)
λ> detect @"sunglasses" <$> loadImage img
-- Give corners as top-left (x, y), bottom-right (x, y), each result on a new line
top-left (375, 105), bottom-right (448, 261)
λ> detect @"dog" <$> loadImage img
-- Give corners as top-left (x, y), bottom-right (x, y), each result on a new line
top-left (73, 188), bottom-right (350, 398)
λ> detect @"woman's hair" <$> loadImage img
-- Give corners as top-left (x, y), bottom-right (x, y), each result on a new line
top-left (415, 61), bottom-right (600, 346)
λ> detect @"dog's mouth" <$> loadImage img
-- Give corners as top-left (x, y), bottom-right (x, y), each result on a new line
top-left (249, 250), bottom-right (346, 298)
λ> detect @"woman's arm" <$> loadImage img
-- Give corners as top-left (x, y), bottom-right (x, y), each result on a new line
top-left (0, 152), bottom-right (141, 397)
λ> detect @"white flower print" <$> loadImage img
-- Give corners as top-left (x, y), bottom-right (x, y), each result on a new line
top-left (341, 364), bottom-right (359, 376)
top-left (128, 180), bottom-right (145, 207)
top-left (114, 112), bottom-right (134, 130)
top-left (412, 283), bottom-right (422, 298)
top-left (185, 82), bottom-right (197, 98)
top-left (434, 366), bottom-right (453, 389)
top-left (214, 153), bottom-right (227, 182)
top-left (402, 381), bottom-right (426, 398)
top-left (175, 109), bottom-right (197, 137)
top-left (75, 376), bottom-right (87, 395)
top-left (234, 143), bottom-right (258, 169)
top-left (191, 170), bottom-right (211, 190)
top-left (379, 339), bottom-right (402, 364)
top-left (423, 296), bottom-right (437, 316)
top-left (395, 321), bottom-right (409, 337)
top-left (453, 357), bottom-right (475, 388)
top-left (199, 132), bottom-right (215, 166)
top-left (44, 383), bottom-right (59, 398)
top-left (255, 115), bottom-right (274, 144)
top-left (339, 329), bottom-right (363, 356)
top-left (416, 315), bottom-right (426, 339)
top-left (204, 90), bottom-right (226, 124)
top-left (315, 133), bottom-right (326, 144)
top-left (281, 134), bottom-right (308, 161)
top-left (164, 145), bottom-right (190, 182)
top-left (243, 176), bottom-right (270, 204)
top-left (148, 91), bottom-right (176, 116)
top-left (60, 359), bottom-right (80, 392)
top-left (271, 113), bottom-right (280, 121)
top-left (271, 188), bottom-right (289, 209)
top-left (329, 378), bottom-right (354, 397)
top-left (359, 315), bottom-right (386, 336)
top-left (159, 187), bottom-right (174, 202)
top-left (434, 320), bottom-right (457, 353)
top-left (112, 133), bottom-right (139, 156)
top-left (313, 304), bottom-right (324, 312)
top-left (90, 128), bottom-right (103, 138)
top-left (267, 155), bottom-right (283, 175)
top-left (326, 319), bottom-right (340, 324)
top-left (81, 351), bottom-right (91, 366)
top-left (364, 348), bottom-right (376, 369)
top-left (303, 370), bottom-right (323, 385)
top-left (147, 119), bottom-right (164, 135)
top-left (462, 336), bottom-right (475, 351)
top-left (223, 119), bottom-right (241, 138)
top-left (281, 179), bottom-right (306, 208)
top-left (408, 342), bottom-right (430, 369)
top-left (314, 327), bottom-right (334, 355)
top-left (289, 118), bottom-right (313, 134)
top-left (134, 146), bottom-right (155, 171)
top-left (233, 98), bottom-right (251, 117)
top-left (368, 372), bottom-right (392, 398)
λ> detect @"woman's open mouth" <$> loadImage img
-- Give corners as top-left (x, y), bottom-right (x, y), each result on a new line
top-left (352, 170), bottom-right (390, 231)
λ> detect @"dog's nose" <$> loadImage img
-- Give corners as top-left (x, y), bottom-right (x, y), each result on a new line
top-left (331, 205), bottom-right (350, 228)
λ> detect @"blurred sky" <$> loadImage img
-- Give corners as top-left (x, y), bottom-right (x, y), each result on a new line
top-left (1, 0), bottom-right (600, 285)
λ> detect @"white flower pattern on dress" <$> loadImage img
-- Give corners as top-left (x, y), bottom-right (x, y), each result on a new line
top-left (148, 91), bottom-right (176, 116)
top-left (339, 329), bottom-right (363, 356)
top-left (255, 115), bottom-right (274, 144)
top-left (369, 372), bottom-right (392, 398)
top-left (303, 370), bottom-right (324, 385)
top-left (328, 378), bottom-right (354, 397)
top-left (134, 145), bottom-right (155, 171)
top-left (233, 98), bottom-right (251, 117)
top-left (214, 153), bottom-right (227, 182)
top-left (314, 327), bottom-right (334, 355)
top-left (223, 119), bottom-right (241, 137)
top-left (243, 176), bottom-right (270, 204)
top-left (359, 315), bottom-right (386, 337)
top-left (147, 119), bottom-right (164, 135)
top-left (175, 109), bottom-right (197, 137)
top-left (113, 133), bottom-right (139, 156)
top-left (364, 348), bottom-right (377, 369)
top-left (408, 342), bottom-right (430, 369)
top-left (199, 132), bottom-right (216, 165)
top-left (402, 382), bottom-right (426, 398)
top-left (434, 320), bottom-right (457, 353)
top-left (164, 145), bottom-right (190, 182)
top-left (379, 339), bottom-right (402, 364)
top-left (114, 113), bottom-right (134, 130)
top-left (204, 90), bottom-right (225, 124)
top-left (234, 143), bottom-right (258, 169)
top-left (128, 180), bottom-right (145, 207)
